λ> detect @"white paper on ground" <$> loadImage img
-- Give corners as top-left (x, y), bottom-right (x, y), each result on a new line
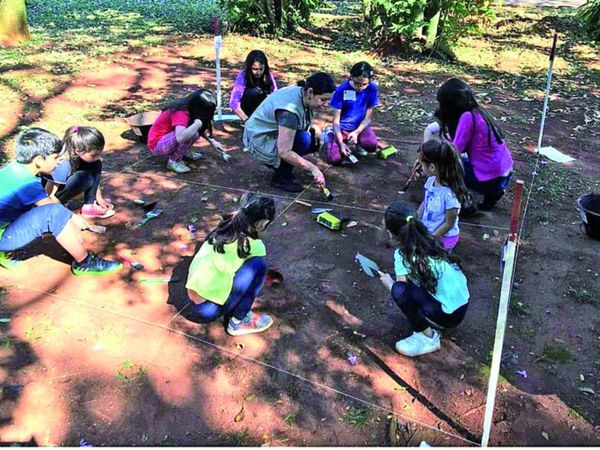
top-left (538, 146), bottom-right (575, 163)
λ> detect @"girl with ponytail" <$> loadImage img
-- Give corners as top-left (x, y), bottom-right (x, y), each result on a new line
top-left (179, 193), bottom-right (276, 336)
top-left (380, 201), bottom-right (469, 357)
top-left (417, 140), bottom-right (469, 251)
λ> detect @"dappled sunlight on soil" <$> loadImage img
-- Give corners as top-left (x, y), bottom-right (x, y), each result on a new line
top-left (1, 7), bottom-right (599, 445)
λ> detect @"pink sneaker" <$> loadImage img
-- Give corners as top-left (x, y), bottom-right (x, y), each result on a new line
top-left (81, 203), bottom-right (115, 219)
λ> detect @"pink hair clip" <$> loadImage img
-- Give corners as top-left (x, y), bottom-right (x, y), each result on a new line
top-left (72, 126), bottom-right (79, 133)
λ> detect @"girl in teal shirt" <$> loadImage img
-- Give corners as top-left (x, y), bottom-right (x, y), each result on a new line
top-left (379, 202), bottom-right (470, 357)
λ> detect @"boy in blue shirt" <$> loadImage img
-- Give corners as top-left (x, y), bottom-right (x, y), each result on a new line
top-left (0, 128), bottom-right (122, 276)
top-left (326, 61), bottom-right (380, 164)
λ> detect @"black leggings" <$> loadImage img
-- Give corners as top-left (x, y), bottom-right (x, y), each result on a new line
top-left (391, 280), bottom-right (468, 332)
top-left (241, 87), bottom-right (268, 118)
top-left (56, 159), bottom-right (102, 205)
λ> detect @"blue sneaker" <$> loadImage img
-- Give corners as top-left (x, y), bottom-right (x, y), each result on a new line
top-left (71, 253), bottom-right (123, 276)
top-left (227, 311), bottom-right (274, 336)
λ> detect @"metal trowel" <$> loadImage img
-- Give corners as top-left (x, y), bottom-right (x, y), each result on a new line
top-left (355, 252), bottom-right (383, 277)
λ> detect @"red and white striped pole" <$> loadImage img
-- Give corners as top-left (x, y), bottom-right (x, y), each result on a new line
top-left (481, 179), bottom-right (525, 447)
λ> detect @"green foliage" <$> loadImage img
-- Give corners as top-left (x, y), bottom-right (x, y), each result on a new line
top-left (578, 0), bottom-right (600, 41)
top-left (219, 0), bottom-right (322, 35)
top-left (363, 0), bottom-right (428, 51)
top-left (363, 0), bottom-right (495, 54)
top-left (438, 0), bottom-right (495, 46)
top-left (28, 0), bottom-right (224, 36)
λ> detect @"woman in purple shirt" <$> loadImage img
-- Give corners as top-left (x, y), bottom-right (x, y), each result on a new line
top-left (425, 78), bottom-right (513, 210)
top-left (229, 50), bottom-right (278, 123)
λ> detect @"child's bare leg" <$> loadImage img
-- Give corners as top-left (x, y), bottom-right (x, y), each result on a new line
top-left (55, 218), bottom-right (87, 262)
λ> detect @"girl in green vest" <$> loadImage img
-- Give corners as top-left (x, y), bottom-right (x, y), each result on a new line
top-left (178, 193), bottom-right (275, 336)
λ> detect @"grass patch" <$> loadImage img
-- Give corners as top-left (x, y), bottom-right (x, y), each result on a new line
top-left (211, 354), bottom-right (223, 368)
top-left (115, 359), bottom-right (148, 382)
top-left (226, 430), bottom-right (250, 445)
top-left (536, 210), bottom-right (556, 225)
top-left (541, 342), bottom-right (574, 364)
top-left (344, 406), bottom-right (370, 428)
top-left (509, 294), bottom-right (529, 317)
top-left (566, 286), bottom-right (595, 305)
top-left (284, 411), bottom-right (297, 426)
top-left (478, 362), bottom-right (512, 384)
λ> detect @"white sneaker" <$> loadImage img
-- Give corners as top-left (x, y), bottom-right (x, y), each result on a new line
top-left (395, 330), bottom-right (441, 357)
top-left (166, 159), bottom-right (191, 174)
top-left (183, 148), bottom-right (204, 161)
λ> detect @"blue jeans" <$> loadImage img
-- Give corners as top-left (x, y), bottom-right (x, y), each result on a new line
top-left (57, 160), bottom-right (103, 205)
top-left (184, 257), bottom-right (268, 324)
top-left (272, 130), bottom-right (316, 181)
top-left (0, 204), bottom-right (73, 252)
top-left (462, 158), bottom-right (512, 207)
top-left (391, 280), bottom-right (468, 332)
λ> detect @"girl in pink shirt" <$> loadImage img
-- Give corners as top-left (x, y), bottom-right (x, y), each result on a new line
top-left (425, 78), bottom-right (513, 210)
top-left (147, 89), bottom-right (224, 174)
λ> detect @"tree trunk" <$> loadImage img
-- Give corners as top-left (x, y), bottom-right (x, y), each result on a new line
top-left (0, 0), bottom-right (31, 44)
top-left (411, 5), bottom-right (426, 40)
top-left (425, 8), bottom-right (442, 50)
top-left (274, 0), bottom-right (283, 30)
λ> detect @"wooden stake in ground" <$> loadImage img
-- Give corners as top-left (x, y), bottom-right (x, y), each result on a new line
top-left (481, 180), bottom-right (525, 447)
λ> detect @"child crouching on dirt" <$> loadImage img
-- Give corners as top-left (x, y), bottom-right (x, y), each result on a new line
top-left (379, 201), bottom-right (469, 357)
top-left (326, 61), bottom-right (379, 164)
top-left (424, 78), bottom-right (513, 211)
top-left (44, 126), bottom-right (115, 219)
top-left (176, 193), bottom-right (275, 336)
top-left (147, 89), bottom-right (224, 174)
top-left (0, 128), bottom-right (122, 276)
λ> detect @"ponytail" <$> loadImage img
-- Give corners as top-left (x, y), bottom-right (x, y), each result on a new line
top-left (297, 72), bottom-right (336, 95)
top-left (62, 126), bottom-right (105, 159)
top-left (385, 202), bottom-right (460, 294)
top-left (206, 193), bottom-right (276, 258)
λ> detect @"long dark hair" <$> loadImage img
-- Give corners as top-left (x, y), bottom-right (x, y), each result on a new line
top-left (164, 89), bottom-right (217, 135)
top-left (297, 72), bottom-right (336, 95)
top-left (420, 140), bottom-right (470, 205)
top-left (244, 50), bottom-right (273, 92)
top-left (207, 193), bottom-right (276, 258)
top-left (385, 202), bottom-right (461, 294)
top-left (435, 78), bottom-right (504, 147)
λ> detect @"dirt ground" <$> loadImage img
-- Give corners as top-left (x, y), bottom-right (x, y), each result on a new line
top-left (1, 10), bottom-right (600, 446)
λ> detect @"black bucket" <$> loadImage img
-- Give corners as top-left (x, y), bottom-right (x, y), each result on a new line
top-left (577, 193), bottom-right (600, 241)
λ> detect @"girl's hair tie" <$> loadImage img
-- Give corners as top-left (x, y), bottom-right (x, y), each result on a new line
top-left (406, 215), bottom-right (414, 223)
top-left (72, 126), bottom-right (80, 133)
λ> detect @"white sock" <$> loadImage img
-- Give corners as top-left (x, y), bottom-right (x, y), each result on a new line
top-left (231, 317), bottom-right (242, 325)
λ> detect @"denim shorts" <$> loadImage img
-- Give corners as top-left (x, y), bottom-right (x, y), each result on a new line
top-left (0, 204), bottom-right (73, 252)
